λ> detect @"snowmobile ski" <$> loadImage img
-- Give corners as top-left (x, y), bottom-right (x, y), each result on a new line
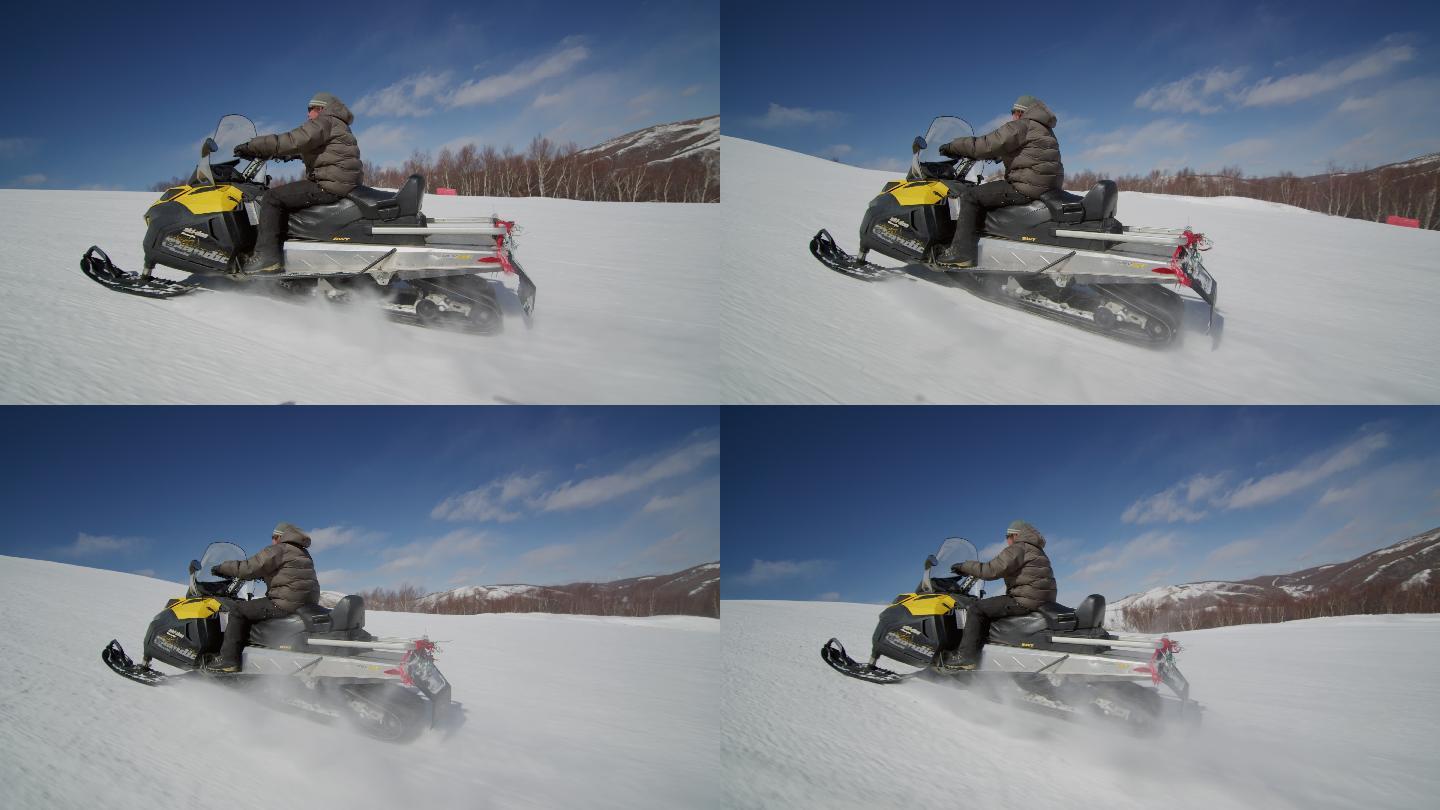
top-left (102, 639), bottom-right (178, 686)
top-left (809, 230), bottom-right (906, 281)
top-left (821, 638), bottom-right (925, 684)
top-left (81, 247), bottom-right (206, 299)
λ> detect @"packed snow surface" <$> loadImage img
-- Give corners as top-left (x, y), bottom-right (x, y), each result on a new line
top-left (0, 190), bottom-right (718, 403)
top-left (0, 556), bottom-right (719, 809)
top-left (720, 137), bottom-right (1440, 403)
top-left (722, 600), bottom-right (1439, 809)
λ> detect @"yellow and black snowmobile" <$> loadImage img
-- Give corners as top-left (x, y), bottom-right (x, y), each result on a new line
top-left (810, 116), bottom-right (1219, 347)
top-left (821, 537), bottom-right (1199, 731)
top-left (81, 114), bottom-right (535, 334)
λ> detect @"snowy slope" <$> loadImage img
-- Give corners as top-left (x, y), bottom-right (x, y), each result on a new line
top-left (0, 190), bottom-right (718, 403)
top-left (722, 600), bottom-right (1439, 810)
top-left (720, 137), bottom-right (1440, 403)
top-left (0, 556), bottom-right (719, 809)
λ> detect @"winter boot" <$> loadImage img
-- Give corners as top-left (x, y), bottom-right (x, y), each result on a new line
top-left (933, 244), bottom-right (976, 269)
top-left (203, 655), bottom-right (241, 674)
top-left (939, 650), bottom-right (979, 671)
top-left (240, 248), bottom-right (283, 275)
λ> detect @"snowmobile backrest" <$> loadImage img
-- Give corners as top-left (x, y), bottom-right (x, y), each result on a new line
top-left (1075, 594), bottom-right (1106, 629)
top-left (1035, 601), bottom-right (1078, 632)
top-left (294, 603), bottom-right (333, 633)
top-left (1039, 189), bottom-right (1086, 224)
top-left (1082, 181), bottom-right (1117, 222)
top-left (346, 174), bottom-right (425, 221)
top-left (329, 595), bottom-right (365, 631)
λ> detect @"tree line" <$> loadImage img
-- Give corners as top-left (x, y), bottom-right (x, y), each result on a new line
top-left (1066, 160), bottom-right (1440, 230)
top-left (1115, 579), bottom-right (1439, 634)
top-left (155, 134), bottom-right (719, 203)
top-left (355, 581), bottom-right (719, 619)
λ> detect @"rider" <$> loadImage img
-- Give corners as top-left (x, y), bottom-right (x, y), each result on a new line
top-left (934, 95), bottom-right (1064, 269)
top-left (203, 522), bottom-right (320, 673)
top-left (944, 519), bottom-right (1057, 670)
top-left (231, 93), bottom-right (362, 274)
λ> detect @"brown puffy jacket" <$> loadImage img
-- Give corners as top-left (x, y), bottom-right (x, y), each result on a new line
top-left (240, 92), bottom-right (362, 195)
top-left (213, 525), bottom-right (320, 613)
top-left (955, 524), bottom-right (1057, 609)
top-left (943, 99), bottom-right (1064, 199)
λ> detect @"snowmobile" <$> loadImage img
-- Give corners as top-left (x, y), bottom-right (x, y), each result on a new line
top-left (821, 537), bottom-right (1199, 731)
top-left (81, 114), bottom-right (535, 334)
top-left (103, 541), bottom-right (452, 742)
top-left (809, 116), bottom-right (1219, 347)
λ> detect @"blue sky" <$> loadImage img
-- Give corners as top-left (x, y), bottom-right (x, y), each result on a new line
top-left (722, 407), bottom-right (1440, 606)
top-left (0, 407), bottom-right (719, 594)
top-left (722, 0), bottom-right (1440, 177)
top-left (0, 0), bottom-right (717, 191)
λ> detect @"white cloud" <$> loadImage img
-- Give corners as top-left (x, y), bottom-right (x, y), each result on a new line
top-left (816, 592), bottom-right (842, 601)
top-left (62, 532), bottom-right (145, 556)
top-left (1071, 531), bottom-right (1181, 580)
top-left (538, 437), bottom-right (719, 512)
top-left (735, 558), bottom-right (834, 586)
top-left (1240, 44), bottom-right (1415, 107)
top-left (307, 525), bottom-right (383, 551)
top-left (1135, 67), bottom-right (1246, 114)
top-left (447, 43), bottom-right (590, 107)
top-left (379, 528), bottom-right (493, 572)
top-left (432, 472), bottom-right (547, 523)
top-left (356, 123), bottom-right (417, 151)
top-left (353, 71), bottom-right (453, 117)
top-left (132, 569), bottom-right (157, 578)
top-left (17, 173), bottom-right (46, 185)
top-left (532, 90), bottom-right (571, 109)
top-left (1122, 472), bottom-right (1227, 524)
top-left (681, 84), bottom-right (702, 97)
top-left (0, 137), bottom-right (39, 157)
top-left (1318, 485), bottom-right (1358, 506)
top-left (1206, 538), bottom-right (1261, 564)
top-left (1223, 432), bottom-right (1390, 509)
top-left (1079, 119), bottom-right (1196, 163)
top-left (520, 543), bottom-right (578, 567)
top-left (749, 102), bottom-right (844, 129)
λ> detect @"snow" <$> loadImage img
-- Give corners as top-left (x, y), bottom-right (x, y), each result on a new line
top-left (722, 600), bottom-right (1440, 809)
top-left (0, 190), bottom-right (718, 403)
top-left (1402, 570), bottom-right (1431, 590)
top-left (719, 136), bottom-right (1440, 403)
top-left (0, 555), bottom-right (718, 809)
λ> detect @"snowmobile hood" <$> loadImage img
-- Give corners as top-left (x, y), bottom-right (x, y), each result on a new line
top-left (273, 521), bottom-right (312, 548)
top-left (310, 92), bottom-right (354, 126)
top-left (1018, 99), bottom-right (1057, 129)
top-left (1008, 520), bottom-right (1045, 549)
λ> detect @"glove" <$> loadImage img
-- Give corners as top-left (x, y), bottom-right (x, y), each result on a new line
top-left (210, 565), bottom-right (225, 577)
top-left (950, 562), bottom-right (968, 576)
top-left (233, 142), bottom-right (257, 159)
top-left (938, 142), bottom-right (960, 160)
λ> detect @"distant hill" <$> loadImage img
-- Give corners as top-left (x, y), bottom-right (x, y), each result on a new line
top-left (577, 115), bottom-right (719, 168)
top-left (1111, 528), bottom-right (1440, 632)
top-left (356, 562), bottom-right (720, 619)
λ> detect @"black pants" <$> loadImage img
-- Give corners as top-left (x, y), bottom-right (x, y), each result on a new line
top-left (218, 597), bottom-right (285, 662)
top-left (958, 594), bottom-right (1032, 660)
top-left (255, 179), bottom-right (340, 258)
top-left (948, 179), bottom-right (1033, 262)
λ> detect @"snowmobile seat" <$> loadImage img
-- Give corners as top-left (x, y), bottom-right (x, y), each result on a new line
top-left (1075, 594), bottom-right (1106, 629)
top-left (293, 603), bottom-right (334, 633)
top-left (1039, 188), bottom-right (1086, 224)
top-left (984, 199), bottom-right (1053, 234)
top-left (1035, 601), bottom-right (1079, 632)
top-left (329, 595), bottom-right (365, 631)
top-left (1082, 181), bottom-right (1118, 222)
top-left (346, 174), bottom-right (425, 221)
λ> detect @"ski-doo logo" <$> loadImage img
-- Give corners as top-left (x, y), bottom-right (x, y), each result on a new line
top-left (181, 227), bottom-right (210, 240)
top-left (873, 223), bottom-right (925, 254)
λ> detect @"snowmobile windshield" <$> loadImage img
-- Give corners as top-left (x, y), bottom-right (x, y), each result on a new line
top-left (933, 537), bottom-right (979, 571)
top-left (196, 542), bottom-right (246, 582)
top-left (211, 115), bottom-right (257, 165)
top-left (918, 116), bottom-right (973, 164)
